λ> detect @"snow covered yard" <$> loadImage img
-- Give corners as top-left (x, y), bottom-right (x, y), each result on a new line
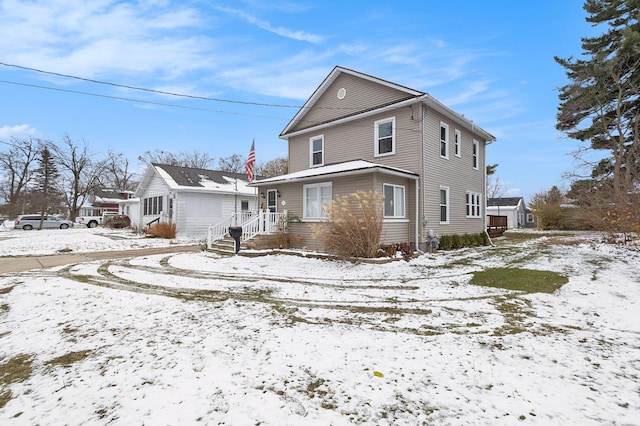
top-left (0, 228), bottom-right (639, 425)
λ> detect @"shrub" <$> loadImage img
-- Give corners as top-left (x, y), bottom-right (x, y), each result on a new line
top-left (439, 234), bottom-right (453, 250)
top-left (312, 191), bottom-right (383, 258)
top-left (437, 232), bottom-right (490, 251)
top-left (147, 222), bottom-right (176, 239)
top-left (451, 234), bottom-right (463, 249)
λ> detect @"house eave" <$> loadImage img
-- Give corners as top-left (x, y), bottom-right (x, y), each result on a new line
top-left (422, 94), bottom-right (496, 143)
top-left (280, 96), bottom-right (425, 140)
top-left (250, 162), bottom-right (419, 186)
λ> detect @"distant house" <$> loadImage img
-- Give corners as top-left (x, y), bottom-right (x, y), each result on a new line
top-left (486, 197), bottom-right (532, 229)
top-left (242, 66), bottom-right (495, 251)
top-left (129, 163), bottom-right (258, 238)
top-left (77, 187), bottom-right (134, 217)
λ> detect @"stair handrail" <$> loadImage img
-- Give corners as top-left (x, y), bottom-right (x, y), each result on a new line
top-left (207, 211), bottom-right (287, 250)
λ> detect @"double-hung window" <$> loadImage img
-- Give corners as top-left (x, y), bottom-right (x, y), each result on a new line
top-left (143, 196), bottom-right (163, 215)
top-left (375, 117), bottom-right (395, 156)
top-left (454, 129), bottom-right (461, 157)
top-left (310, 135), bottom-right (324, 167)
top-left (440, 122), bottom-right (449, 158)
top-left (466, 191), bottom-right (481, 218)
top-left (472, 140), bottom-right (479, 170)
top-left (303, 182), bottom-right (332, 220)
top-left (439, 186), bottom-right (449, 224)
top-left (383, 184), bottom-right (405, 218)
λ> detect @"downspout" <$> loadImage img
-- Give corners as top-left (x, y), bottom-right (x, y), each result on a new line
top-left (415, 179), bottom-right (420, 252)
top-left (421, 102), bottom-right (427, 252)
top-left (483, 141), bottom-right (488, 235)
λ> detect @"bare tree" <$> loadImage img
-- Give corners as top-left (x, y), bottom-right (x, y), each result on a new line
top-left (0, 137), bottom-right (40, 217)
top-left (256, 157), bottom-right (288, 178)
top-left (52, 134), bottom-right (106, 221)
top-left (485, 163), bottom-right (503, 199)
top-left (100, 150), bottom-right (138, 190)
top-left (138, 149), bottom-right (215, 169)
top-left (180, 150), bottom-right (215, 169)
top-left (217, 154), bottom-right (244, 173)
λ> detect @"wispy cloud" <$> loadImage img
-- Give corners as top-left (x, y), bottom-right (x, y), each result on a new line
top-left (0, 0), bottom-right (215, 80)
top-left (216, 7), bottom-right (324, 43)
top-left (0, 124), bottom-right (39, 140)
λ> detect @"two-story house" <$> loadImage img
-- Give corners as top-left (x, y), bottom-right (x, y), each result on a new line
top-left (251, 66), bottom-right (495, 252)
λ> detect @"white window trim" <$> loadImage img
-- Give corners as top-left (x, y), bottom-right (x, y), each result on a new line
top-left (440, 122), bottom-right (449, 159)
top-left (472, 139), bottom-right (480, 170)
top-left (466, 191), bottom-right (482, 218)
top-left (439, 186), bottom-right (450, 224)
top-left (374, 117), bottom-right (396, 157)
top-left (383, 183), bottom-right (406, 218)
top-left (303, 182), bottom-right (332, 221)
top-left (454, 129), bottom-right (461, 157)
top-left (309, 134), bottom-right (324, 167)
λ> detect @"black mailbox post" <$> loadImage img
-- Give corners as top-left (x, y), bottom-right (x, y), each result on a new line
top-left (228, 226), bottom-right (242, 254)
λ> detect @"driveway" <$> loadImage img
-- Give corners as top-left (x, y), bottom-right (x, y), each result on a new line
top-left (0, 244), bottom-right (203, 274)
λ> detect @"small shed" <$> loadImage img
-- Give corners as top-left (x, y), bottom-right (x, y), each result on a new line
top-left (486, 197), bottom-right (528, 229)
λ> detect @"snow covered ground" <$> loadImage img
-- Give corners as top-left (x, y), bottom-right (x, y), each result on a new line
top-left (0, 225), bottom-right (639, 425)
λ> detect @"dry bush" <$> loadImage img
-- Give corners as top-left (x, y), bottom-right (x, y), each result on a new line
top-left (574, 186), bottom-right (639, 242)
top-left (147, 222), bottom-right (177, 239)
top-left (312, 191), bottom-right (383, 258)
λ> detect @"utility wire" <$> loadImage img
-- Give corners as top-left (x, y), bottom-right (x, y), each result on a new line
top-left (0, 61), bottom-right (304, 108)
top-left (0, 80), bottom-right (286, 119)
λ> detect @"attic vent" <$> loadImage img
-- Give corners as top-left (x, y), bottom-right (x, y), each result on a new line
top-left (337, 87), bottom-right (346, 100)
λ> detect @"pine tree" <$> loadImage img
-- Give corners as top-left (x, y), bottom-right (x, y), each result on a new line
top-left (33, 144), bottom-right (61, 229)
top-left (555, 0), bottom-right (640, 196)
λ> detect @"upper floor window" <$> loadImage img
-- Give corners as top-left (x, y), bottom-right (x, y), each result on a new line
top-left (472, 140), bottom-right (479, 170)
top-left (440, 122), bottom-right (449, 159)
top-left (310, 135), bottom-right (324, 167)
top-left (383, 184), bottom-right (405, 218)
top-left (439, 186), bottom-right (449, 224)
top-left (375, 117), bottom-right (395, 157)
top-left (454, 129), bottom-right (461, 157)
top-left (303, 182), bottom-right (332, 220)
top-left (466, 191), bottom-right (481, 218)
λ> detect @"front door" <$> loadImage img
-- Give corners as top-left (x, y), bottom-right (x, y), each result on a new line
top-left (266, 189), bottom-right (278, 233)
top-left (267, 189), bottom-right (277, 213)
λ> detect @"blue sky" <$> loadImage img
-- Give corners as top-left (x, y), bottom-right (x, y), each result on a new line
top-left (0, 0), bottom-right (600, 202)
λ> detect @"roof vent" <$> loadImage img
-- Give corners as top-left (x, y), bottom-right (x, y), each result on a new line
top-left (337, 87), bottom-right (346, 100)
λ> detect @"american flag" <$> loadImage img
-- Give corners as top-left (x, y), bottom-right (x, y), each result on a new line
top-left (245, 140), bottom-right (255, 182)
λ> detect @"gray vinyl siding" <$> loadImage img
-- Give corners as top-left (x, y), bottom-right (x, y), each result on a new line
top-left (421, 108), bottom-right (487, 239)
top-left (290, 73), bottom-right (414, 134)
top-left (271, 173), bottom-right (416, 250)
top-left (288, 102), bottom-right (423, 174)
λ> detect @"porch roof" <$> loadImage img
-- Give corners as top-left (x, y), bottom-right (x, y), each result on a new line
top-left (250, 160), bottom-right (419, 186)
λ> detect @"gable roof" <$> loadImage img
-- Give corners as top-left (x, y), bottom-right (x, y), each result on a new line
top-left (134, 163), bottom-right (257, 197)
top-left (487, 197), bottom-right (525, 208)
top-left (251, 160), bottom-right (419, 185)
top-left (280, 66), bottom-right (495, 142)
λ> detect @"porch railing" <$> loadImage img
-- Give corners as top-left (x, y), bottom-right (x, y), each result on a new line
top-left (207, 211), bottom-right (286, 249)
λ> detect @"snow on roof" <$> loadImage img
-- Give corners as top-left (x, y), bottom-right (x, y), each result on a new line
top-left (252, 160), bottom-right (418, 185)
top-left (153, 164), bottom-right (256, 196)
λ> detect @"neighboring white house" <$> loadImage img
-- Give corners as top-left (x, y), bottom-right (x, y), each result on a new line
top-left (486, 197), bottom-right (529, 229)
top-left (129, 163), bottom-right (258, 238)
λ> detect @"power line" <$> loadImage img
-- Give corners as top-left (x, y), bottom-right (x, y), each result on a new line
top-left (0, 61), bottom-right (304, 108)
top-left (0, 79), bottom-right (289, 120)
